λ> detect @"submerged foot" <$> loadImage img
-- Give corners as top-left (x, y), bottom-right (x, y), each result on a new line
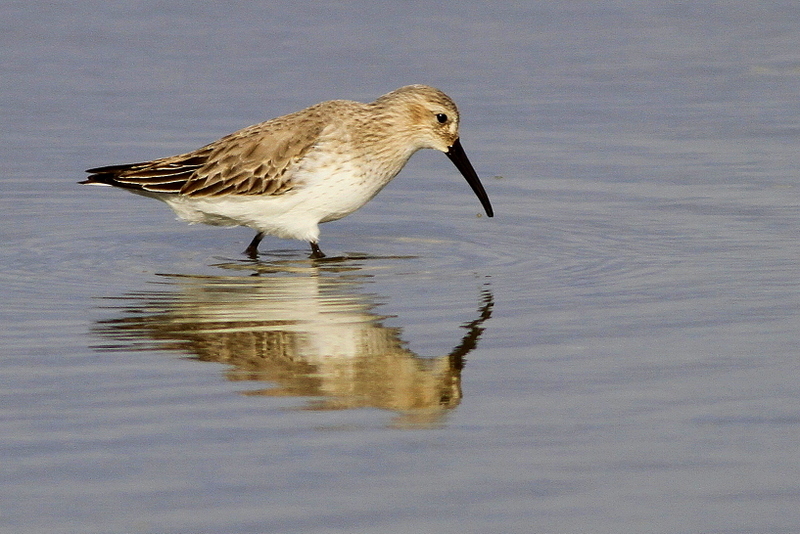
top-left (310, 242), bottom-right (326, 259)
top-left (244, 232), bottom-right (264, 259)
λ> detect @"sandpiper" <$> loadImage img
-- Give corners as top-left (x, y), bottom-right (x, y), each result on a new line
top-left (82, 84), bottom-right (493, 258)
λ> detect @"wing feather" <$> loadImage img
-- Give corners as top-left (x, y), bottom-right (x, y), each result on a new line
top-left (83, 104), bottom-right (335, 197)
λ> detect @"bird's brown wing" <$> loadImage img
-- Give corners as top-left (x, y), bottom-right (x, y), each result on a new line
top-left (83, 107), bottom-right (330, 198)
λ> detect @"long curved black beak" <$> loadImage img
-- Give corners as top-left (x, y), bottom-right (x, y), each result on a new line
top-left (445, 138), bottom-right (494, 217)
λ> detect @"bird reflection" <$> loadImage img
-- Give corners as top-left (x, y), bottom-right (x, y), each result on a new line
top-left (90, 257), bottom-right (493, 427)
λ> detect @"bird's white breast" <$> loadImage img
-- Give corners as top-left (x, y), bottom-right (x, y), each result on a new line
top-left (159, 137), bottom-right (414, 243)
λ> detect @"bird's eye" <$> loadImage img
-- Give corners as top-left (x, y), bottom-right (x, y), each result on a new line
top-left (436, 113), bottom-right (448, 124)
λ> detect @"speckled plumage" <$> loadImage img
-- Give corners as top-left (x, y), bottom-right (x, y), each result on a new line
top-left (82, 85), bottom-right (493, 258)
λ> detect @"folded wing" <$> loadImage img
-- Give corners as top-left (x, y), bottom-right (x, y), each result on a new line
top-left (83, 114), bottom-right (327, 198)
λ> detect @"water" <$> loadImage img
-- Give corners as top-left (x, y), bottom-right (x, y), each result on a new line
top-left (2, 2), bottom-right (799, 533)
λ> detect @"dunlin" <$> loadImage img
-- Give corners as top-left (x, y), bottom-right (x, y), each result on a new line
top-left (82, 85), bottom-right (493, 258)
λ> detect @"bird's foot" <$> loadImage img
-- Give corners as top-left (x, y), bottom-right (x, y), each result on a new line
top-left (309, 242), bottom-right (326, 259)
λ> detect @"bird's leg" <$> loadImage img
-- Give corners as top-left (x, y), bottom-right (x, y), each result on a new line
top-left (245, 232), bottom-right (264, 259)
top-left (309, 242), bottom-right (326, 259)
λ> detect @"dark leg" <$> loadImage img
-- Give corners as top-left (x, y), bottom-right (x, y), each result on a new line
top-left (245, 232), bottom-right (264, 258)
top-left (309, 242), bottom-right (326, 258)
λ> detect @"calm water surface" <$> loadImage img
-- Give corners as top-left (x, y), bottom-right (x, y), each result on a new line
top-left (2, 2), bottom-right (799, 533)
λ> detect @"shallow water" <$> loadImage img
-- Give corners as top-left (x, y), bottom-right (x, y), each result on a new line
top-left (2, 2), bottom-right (800, 533)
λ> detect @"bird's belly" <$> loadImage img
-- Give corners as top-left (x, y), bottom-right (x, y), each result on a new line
top-left (160, 165), bottom-right (393, 242)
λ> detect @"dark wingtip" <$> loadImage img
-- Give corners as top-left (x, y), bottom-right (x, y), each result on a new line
top-left (79, 172), bottom-right (117, 187)
top-left (81, 163), bottom-right (144, 188)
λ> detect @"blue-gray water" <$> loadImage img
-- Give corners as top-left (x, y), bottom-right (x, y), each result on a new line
top-left (2, 2), bottom-right (799, 533)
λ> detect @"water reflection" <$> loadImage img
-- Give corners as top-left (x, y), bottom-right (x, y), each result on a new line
top-left (91, 257), bottom-right (493, 427)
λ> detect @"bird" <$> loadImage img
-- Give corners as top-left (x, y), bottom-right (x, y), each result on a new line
top-left (81, 84), bottom-right (493, 259)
